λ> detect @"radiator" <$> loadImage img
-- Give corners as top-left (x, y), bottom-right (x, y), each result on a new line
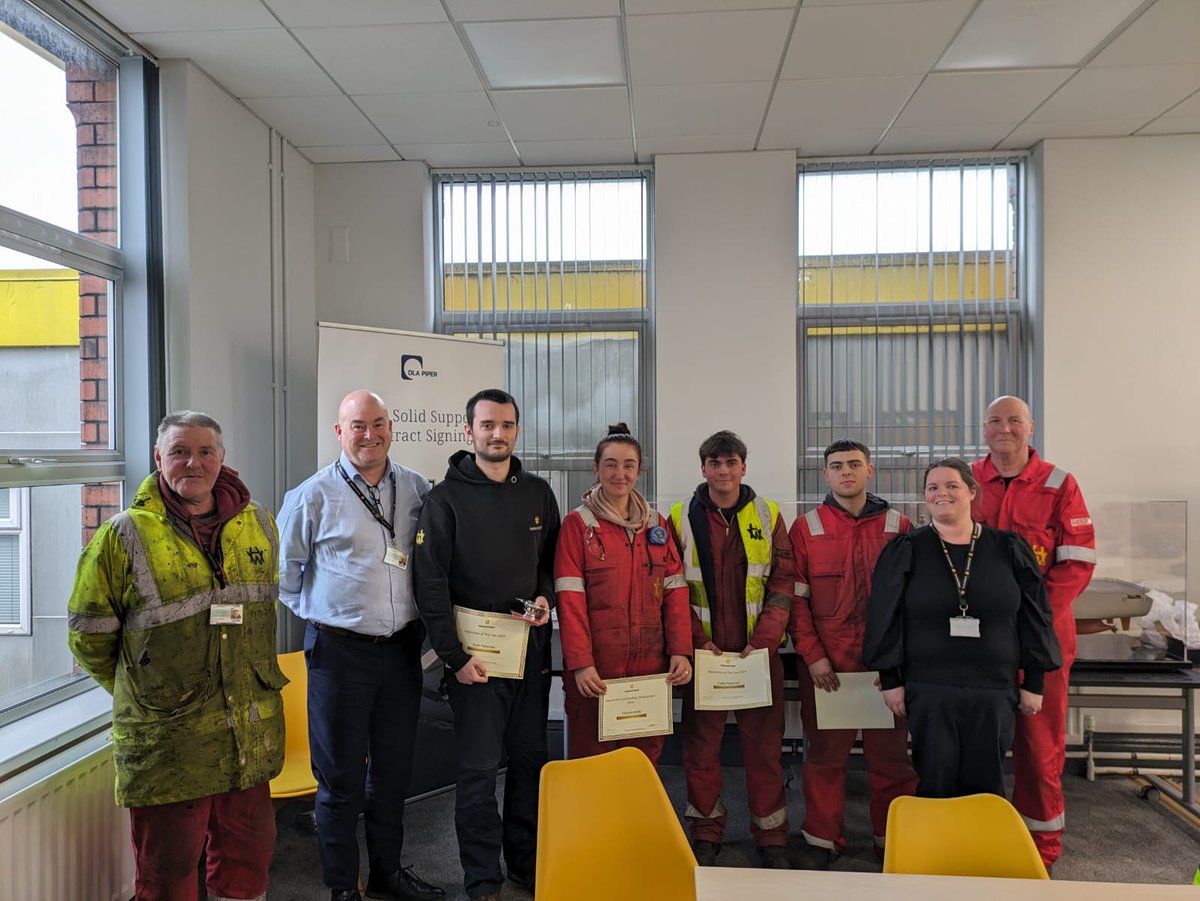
top-left (0, 742), bottom-right (135, 901)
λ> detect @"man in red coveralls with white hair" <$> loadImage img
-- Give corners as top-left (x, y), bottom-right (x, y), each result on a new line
top-left (972, 395), bottom-right (1096, 869)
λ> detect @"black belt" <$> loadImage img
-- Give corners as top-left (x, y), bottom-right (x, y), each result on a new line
top-left (313, 621), bottom-right (412, 643)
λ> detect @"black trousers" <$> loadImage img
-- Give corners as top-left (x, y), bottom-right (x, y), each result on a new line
top-left (905, 680), bottom-right (1017, 798)
top-left (445, 635), bottom-right (551, 899)
top-left (305, 620), bottom-right (424, 891)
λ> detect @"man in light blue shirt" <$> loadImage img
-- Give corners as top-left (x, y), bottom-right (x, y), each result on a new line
top-left (278, 389), bottom-right (442, 901)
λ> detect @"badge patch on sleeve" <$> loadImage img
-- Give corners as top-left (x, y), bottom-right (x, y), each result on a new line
top-left (1070, 517), bottom-right (1092, 527)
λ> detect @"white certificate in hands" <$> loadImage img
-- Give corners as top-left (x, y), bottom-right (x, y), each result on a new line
top-left (598, 674), bottom-right (673, 742)
top-left (814, 671), bottom-right (895, 730)
top-left (453, 606), bottom-right (530, 680)
top-left (693, 647), bottom-right (772, 711)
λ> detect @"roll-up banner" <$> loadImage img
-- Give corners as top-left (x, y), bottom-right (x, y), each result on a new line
top-left (316, 323), bottom-right (504, 481)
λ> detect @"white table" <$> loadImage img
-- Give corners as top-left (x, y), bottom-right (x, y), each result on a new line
top-left (695, 868), bottom-right (1195, 899)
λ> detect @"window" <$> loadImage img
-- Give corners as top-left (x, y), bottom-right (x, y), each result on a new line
top-left (797, 158), bottom-right (1026, 517)
top-left (0, 488), bottom-right (31, 635)
top-left (434, 170), bottom-right (652, 507)
top-left (0, 0), bottom-right (158, 721)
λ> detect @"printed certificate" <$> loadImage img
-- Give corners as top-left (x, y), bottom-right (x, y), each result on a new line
top-left (693, 647), bottom-right (772, 711)
top-left (814, 671), bottom-right (896, 730)
top-left (598, 674), bottom-right (673, 742)
top-left (453, 606), bottom-right (529, 680)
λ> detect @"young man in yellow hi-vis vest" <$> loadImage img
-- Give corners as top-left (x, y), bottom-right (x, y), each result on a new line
top-left (670, 430), bottom-right (796, 869)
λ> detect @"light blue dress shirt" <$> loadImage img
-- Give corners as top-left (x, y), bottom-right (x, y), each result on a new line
top-left (278, 452), bottom-right (431, 636)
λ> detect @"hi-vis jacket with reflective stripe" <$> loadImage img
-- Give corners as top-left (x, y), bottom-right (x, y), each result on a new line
top-left (972, 449), bottom-right (1096, 655)
top-left (788, 497), bottom-right (910, 668)
top-left (67, 474), bottom-right (285, 808)
top-left (670, 495), bottom-right (781, 644)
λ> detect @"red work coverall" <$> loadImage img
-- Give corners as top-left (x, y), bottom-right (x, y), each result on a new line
top-left (554, 508), bottom-right (692, 764)
top-left (973, 449), bottom-right (1096, 866)
top-left (674, 496), bottom-right (795, 849)
top-left (790, 498), bottom-right (918, 851)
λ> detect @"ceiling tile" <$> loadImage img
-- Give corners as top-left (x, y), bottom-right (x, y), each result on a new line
top-left (133, 30), bottom-right (339, 98)
top-left (634, 82), bottom-right (770, 137)
top-left (446, 0), bottom-right (620, 21)
top-left (938, 0), bottom-right (1143, 70)
top-left (243, 95), bottom-right (383, 146)
top-left (627, 10), bottom-right (794, 85)
top-left (355, 92), bottom-right (503, 144)
top-left (875, 122), bottom-right (1012, 154)
top-left (997, 117), bottom-right (1151, 149)
top-left (268, 0), bottom-right (447, 27)
top-left (295, 24), bottom-right (482, 94)
top-left (492, 87), bottom-right (632, 141)
top-left (464, 18), bottom-right (624, 89)
top-left (517, 139), bottom-right (636, 165)
top-left (635, 134), bottom-right (756, 162)
top-left (762, 76), bottom-right (920, 147)
top-left (1091, 0), bottom-right (1200, 67)
top-left (298, 145), bottom-right (401, 163)
top-left (804, 0), bottom-right (956, 4)
top-left (395, 143), bottom-right (520, 167)
top-left (788, 128), bottom-right (888, 157)
top-left (1136, 116), bottom-right (1200, 135)
top-left (897, 69), bottom-right (1072, 126)
top-left (86, 0), bottom-right (275, 33)
top-left (626, 0), bottom-right (792, 13)
top-left (1030, 65), bottom-right (1200, 121)
top-left (1164, 90), bottom-right (1200, 117)
top-left (783, 1), bottom-right (973, 79)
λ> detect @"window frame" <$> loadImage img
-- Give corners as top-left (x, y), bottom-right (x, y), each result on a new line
top-left (432, 167), bottom-right (657, 502)
top-left (0, 1), bottom-right (161, 727)
top-left (795, 155), bottom-right (1029, 514)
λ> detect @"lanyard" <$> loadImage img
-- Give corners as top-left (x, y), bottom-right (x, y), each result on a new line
top-left (336, 462), bottom-right (396, 541)
top-left (936, 522), bottom-right (979, 616)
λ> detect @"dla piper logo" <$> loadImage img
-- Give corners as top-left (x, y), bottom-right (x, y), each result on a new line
top-left (401, 354), bottom-right (439, 380)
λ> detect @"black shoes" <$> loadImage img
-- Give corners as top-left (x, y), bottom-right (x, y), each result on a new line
top-left (365, 867), bottom-right (446, 901)
top-left (508, 867), bottom-right (535, 893)
top-left (757, 845), bottom-right (791, 869)
top-left (332, 892), bottom-right (362, 901)
top-left (693, 840), bottom-right (721, 866)
top-left (795, 842), bottom-right (833, 871)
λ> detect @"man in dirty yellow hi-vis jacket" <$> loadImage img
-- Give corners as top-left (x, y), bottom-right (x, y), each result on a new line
top-left (68, 410), bottom-right (284, 901)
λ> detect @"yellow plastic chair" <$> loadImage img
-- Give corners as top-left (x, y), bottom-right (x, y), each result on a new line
top-left (883, 793), bottom-right (1049, 879)
top-left (269, 650), bottom-right (318, 800)
top-left (535, 747), bottom-right (697, 901)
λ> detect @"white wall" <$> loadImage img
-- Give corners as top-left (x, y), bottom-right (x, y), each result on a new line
top-left (313, 160), bottom-right (431, 333)
top-left (1040, 135), bottom-right (1200, 734)
top-left (653, 150), bottom-right (799, 506)
top-left (159, 61), bottom-right (316, 507)
top-left (1041, 135), bottom-right (1200, 598)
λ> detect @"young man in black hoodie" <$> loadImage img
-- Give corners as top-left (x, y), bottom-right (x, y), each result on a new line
top-left (413, 388), bottom-right (559, 901)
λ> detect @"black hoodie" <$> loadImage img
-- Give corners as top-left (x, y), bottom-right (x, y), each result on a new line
top-left (413, 450), bottom-right (560, 673)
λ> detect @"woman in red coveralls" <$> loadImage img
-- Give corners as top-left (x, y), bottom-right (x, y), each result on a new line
top-left (553, 423), bottom-right (693, 763)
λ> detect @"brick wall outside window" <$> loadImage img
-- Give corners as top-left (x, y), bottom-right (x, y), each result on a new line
top-left (67, 63), bottom-right (120, 545)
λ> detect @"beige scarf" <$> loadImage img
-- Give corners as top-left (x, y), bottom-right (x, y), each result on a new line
top-left (581, 482), bottom-right (652, 532)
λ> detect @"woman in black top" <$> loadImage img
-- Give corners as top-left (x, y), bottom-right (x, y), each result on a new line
top-left (862, 457), bottom-right (1061, 798)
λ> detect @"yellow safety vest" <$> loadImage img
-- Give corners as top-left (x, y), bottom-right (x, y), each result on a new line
top-left (670, 497), bottom-right (778, 643)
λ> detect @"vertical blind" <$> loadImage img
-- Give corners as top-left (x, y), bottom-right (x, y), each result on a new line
top-left (434, 170), bottom-right (652, 507)
top-left (0, 489), bottom-right (19, 625)
top-left (798, 158), bottom-right (1026, 519)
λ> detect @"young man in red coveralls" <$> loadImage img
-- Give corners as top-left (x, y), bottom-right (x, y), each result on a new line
top-left (670, 431), bottom-right (796, 870)
top-left (789, 440), bottom-right (918, 869)
top-left (972, 396), bottom-right (1096, 869)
